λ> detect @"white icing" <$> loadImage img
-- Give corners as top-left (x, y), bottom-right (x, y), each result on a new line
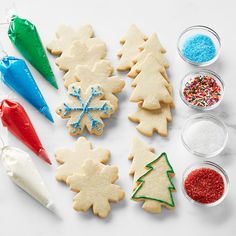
top-left (1, 146), bottom-right (55, 211)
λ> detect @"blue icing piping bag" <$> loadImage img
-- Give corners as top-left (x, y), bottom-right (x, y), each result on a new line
top-left (0, 55), bottom-right (54, 122)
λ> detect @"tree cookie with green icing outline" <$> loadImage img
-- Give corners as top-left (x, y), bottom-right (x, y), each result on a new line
top-left (67, 160), bottom-right (125, 218)
top-left (132, 152), bottom-right (176, 213)
top-left (55, 137), bottom-right (110, 182)
top-left (56, 84), bottom-right (114, 136)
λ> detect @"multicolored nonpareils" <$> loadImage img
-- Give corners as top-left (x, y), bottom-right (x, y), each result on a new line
top-left (183, 75), bottom-right (222, 108)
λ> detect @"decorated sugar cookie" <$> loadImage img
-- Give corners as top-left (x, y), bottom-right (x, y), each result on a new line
top-left (132, 152), bottom-right (176, 213)
top-left (47, 24), bottom-right (105, 55)
top-left (55, 137), bottom-right (110, 182)
top-left (67, 160), bottom-right (125, 218)
top-left (130, 53), bottom-right (173, 110)
top-left (56, 84), bottom-right (113, 136)
top-left (128, 104), bottom-right (172, 137)
top-left (71, 61), bottom-right (125, 111)
top-left (117, 25), bottom-right (147, 71)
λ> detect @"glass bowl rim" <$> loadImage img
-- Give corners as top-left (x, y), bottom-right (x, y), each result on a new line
top-left (179, 69), bottom-right (225, 111)
top-left (182, 161), bottom-right (230, 207)
top-left (177, 25), bottom-right (221, 66)
top-left (181, 113), bottom-right (228, 158)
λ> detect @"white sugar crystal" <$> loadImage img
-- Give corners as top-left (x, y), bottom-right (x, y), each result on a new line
top-left (184, 120), bottom-right (226, 155)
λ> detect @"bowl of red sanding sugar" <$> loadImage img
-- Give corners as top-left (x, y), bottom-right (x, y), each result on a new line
top-left (177, 25), bottom-right (221, 66)
top-left (182, 161), bottom-right (229, 207)
top-left (181, 113), bottom-right (228, 158)
top-left (180, 70), bottom-right (224, 111)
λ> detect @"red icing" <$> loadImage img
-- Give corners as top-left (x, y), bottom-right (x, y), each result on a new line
top-left (0, 99), bottom-right (51, 165)
top-left (184, 168), bottom-right (224, 204)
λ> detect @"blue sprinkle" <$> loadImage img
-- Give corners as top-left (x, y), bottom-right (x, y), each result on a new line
top-left (181, 34), bottom-right (216, 63)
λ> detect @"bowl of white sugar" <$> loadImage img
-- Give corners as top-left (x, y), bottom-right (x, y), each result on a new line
top-left (181, 113), bottom-right (228, 158)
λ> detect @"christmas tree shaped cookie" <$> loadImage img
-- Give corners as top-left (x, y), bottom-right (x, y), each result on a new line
top-left (132, 152), bottom-right (176, 213)
top-left (55, 137), bottom-right (110, 182)
top-left (130, 53), bottom-right (173, 110)
top-left (128, 137), bottom-right (156, 190)
top-left (67, 160), bottom-right (125, 218)
top-left (128, 104), bottom-right (172, 137)
top-left (47, 24), bottom-right (105, 55)
top-left (56, 84), bottom-right (114, 136)
top-left (72, 61), bottom-right (125, 111)
top-left (117, 25), bottom-right (148, 71)
top-left (128, 33), bottom-right (169, 79)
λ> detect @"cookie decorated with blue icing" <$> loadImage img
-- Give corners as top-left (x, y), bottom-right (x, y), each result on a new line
top-left (56, 84), bottom-right (113, 136)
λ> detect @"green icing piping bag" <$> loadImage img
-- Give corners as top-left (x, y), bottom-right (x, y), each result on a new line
top-left (8, 15), bottom-right (58, 89)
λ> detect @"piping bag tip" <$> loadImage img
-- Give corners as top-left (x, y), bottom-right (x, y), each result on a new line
top-left (38, 149), bottom-right (51, 165)
top-left (47, 202), bottom-right (61, 218)
top-left (44, 108), bottom-right (54, 123)
top-left (49, 78), bottom-right (58, 90)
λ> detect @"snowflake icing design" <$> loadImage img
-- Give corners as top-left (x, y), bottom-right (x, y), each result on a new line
top-left (57, 84), bottom-right (113, 135)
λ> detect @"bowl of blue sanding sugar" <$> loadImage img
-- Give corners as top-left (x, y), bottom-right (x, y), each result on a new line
top-left (178, 25), bottom-right (221, 66)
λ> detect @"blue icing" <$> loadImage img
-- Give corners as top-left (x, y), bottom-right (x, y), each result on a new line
top-left (181, 34), bottom-right (216, 63)
top-left (63, 86), bottom-right (112, 132)
top-left (0, 56), bottom-right (53, 122)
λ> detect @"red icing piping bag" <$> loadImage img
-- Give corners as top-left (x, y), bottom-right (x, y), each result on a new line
top-left (0, 99), bottom-right (51, 164)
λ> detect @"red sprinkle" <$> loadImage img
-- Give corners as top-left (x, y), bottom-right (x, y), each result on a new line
top-left (184, 168), bottom-right (224, 204)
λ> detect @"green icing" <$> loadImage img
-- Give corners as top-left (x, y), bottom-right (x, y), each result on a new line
top-left (132, 152), bottom-right (175, 208)
top-left (8, 15), bottom-right (58, 89)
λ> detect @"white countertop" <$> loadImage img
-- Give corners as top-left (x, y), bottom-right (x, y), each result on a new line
top-left (0, 0), bottom-right (235, 235)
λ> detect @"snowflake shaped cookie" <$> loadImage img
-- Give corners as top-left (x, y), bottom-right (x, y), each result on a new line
top-left (55, 137), bottom-right (110, 182)
top-left (67, 160), bottom-right (125, 218)
top-left (47, 24), bottom-right (105, 55)
top-left (56, 84), bottom-right (113, 136)
top-left (72, 61), bottom-right (125, 111)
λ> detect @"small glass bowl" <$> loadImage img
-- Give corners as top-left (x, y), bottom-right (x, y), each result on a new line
top-left (182, 161), bottom-right (230, 207)
top-left (181, 113), bottom-right (228, 158)
top-left (179, 69), bottom-right (224, 111)
top-left (177, 25), bottom-right (221, 66)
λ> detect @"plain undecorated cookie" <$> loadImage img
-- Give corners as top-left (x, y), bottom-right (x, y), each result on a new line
top-left (47, 24), bottom-right (105, 55)
top-left (130, 53), bottom-right (173, 110)
top-left (69, 61), bottom-right (125, 111)
top-left (128, 104), bottom-right (172, 137)
top-left (128, 137), bottom-right (156, 190)
top-left (117, 25), bottom-right (147, 71)
top-left (55, 137), bottom-right (110, 182)
top-left (128, 33), bottom-right (169, 79)
top-left (67, 160), bottom-right (125, 218)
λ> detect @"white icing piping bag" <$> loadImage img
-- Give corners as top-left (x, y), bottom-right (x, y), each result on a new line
top-left (0, 124), bottom-right (59, 215)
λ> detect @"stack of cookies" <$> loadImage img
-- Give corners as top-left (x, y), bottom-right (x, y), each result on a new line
top-left (128, 137), bottom-right (176, 213)
top-left (47, 25), bottom-right (125, 136)
top-left (55, 137), bottom-right (125, 218)
top-left (117, 25), bottom-right (173, 137)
